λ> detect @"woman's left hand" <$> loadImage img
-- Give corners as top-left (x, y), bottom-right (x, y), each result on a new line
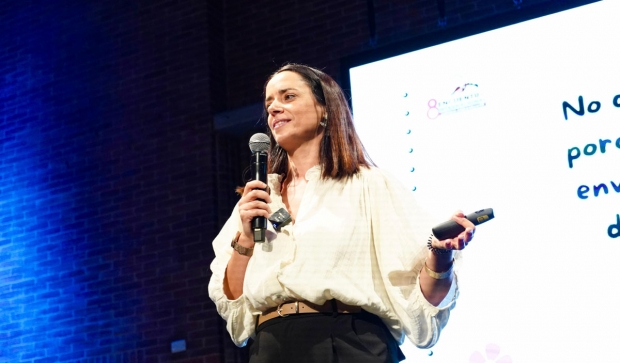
top-left (432, 211), bottom-right (475, 251)
top-left (423, 211), bottom-right (473, 306)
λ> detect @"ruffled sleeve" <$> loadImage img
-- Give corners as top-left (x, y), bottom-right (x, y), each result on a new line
top-left (363, 167), bottom-right (462, 348)
top-left (207, 205), bottom-right (259, 347)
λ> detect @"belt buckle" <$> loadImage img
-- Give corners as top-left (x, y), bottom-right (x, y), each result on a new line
top-left (277, 301), bottom-right (299, 317)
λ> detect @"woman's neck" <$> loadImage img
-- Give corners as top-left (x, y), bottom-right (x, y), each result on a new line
top-left (286, 141), bottom-right (320, 181)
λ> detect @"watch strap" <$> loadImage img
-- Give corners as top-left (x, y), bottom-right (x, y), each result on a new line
top-left (231, 232), bottom-right (253, 257)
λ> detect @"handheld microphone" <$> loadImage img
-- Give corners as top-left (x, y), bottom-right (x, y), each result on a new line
top-left (248, 133), bottom-right (270, 243)
top-left (432, 208), bottom-right (495, 240)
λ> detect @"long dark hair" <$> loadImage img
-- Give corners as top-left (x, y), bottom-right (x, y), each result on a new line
top-left (264, 63), bottom-right (373, 182)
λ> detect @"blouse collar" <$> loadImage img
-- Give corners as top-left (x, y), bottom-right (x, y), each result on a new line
top-left (269, 165), bottom-right (322, 195)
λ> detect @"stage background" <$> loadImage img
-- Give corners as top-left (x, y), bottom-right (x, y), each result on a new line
top-left (0, 0), bottom-right (603, 362)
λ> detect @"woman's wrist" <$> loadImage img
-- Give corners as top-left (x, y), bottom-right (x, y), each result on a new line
top-left (427, 235), bottom-right (451, 255)
top-left (237, 232), bottom-right (256, 248)
top-left (424, 258), bottom-right (454, 279)
top-left (231, 232), bottom-right (255, 257)
top-left (425, 250), bottom-right (454, 272)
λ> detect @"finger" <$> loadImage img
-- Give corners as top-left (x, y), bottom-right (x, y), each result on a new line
top-left (239, 190), bottom-right (272, 207)
top-left (435, 238), bottom-right (453, 251)
top-left (239, 208), bottom-right (271, 221)
top-left (246, 189), bottom-right (272, 204)
top-left (243, 180), bottom-right (268, 195)
top-left (239, 201), bottom-right (270, 214)
top-left (241, 188), bottom-right (272, 205)
top-left (452, 214), bottom-right (475, 229)
top-left (239, 200), bottom-right (272, 215)
top-left (444, 237), bottom-right (459, 251)
top-left (431, 237), bottom-right (449, 250)
top-left (457, 228), bottom-right (475, 244)
top-left (465, 228), bottom-right (475, 242)
top-left (245, 196), bottom-right (272, 213)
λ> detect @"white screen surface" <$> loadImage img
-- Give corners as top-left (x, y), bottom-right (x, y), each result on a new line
top-left (349, 1), bottom-right (620, 362)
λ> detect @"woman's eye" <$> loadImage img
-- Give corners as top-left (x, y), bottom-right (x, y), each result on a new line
top-left (285, 94), bottom-right (295, 100)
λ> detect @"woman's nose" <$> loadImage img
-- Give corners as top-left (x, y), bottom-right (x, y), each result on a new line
top-left (267, 100), bottom-right (282, 114)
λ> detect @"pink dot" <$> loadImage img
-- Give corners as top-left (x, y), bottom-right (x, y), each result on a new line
top-left (469, 351), bottom-right (485, 363)
top-left (486, 343), bottom-right (501, 360)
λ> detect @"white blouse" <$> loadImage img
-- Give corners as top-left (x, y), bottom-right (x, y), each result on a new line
top-left (208, 166), bottom-right (460, 347)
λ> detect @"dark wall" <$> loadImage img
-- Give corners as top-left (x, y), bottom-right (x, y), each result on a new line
top-left (0, 1), bottom-right (227, 362)
top-left (223, 0), bottom-right (551, 109)
top-left (0, 0), bottom-right (564, 362)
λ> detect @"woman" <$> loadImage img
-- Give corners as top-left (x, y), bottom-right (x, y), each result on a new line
top-left (208, 63), bottom-right (475, 362)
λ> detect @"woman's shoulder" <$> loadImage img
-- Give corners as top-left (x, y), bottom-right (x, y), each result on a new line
top-left (355, 166), bottom-right (412, 195)
top-left (357, 166), bottom-right (399, 183)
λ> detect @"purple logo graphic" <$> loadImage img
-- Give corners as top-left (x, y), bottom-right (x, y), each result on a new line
top-left (452, 83), bottom-right (479, 94)
top-left (469, 343), bottom-right (512, 363)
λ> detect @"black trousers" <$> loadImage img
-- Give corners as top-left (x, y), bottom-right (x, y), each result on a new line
top-left (248, 310), bottom-right (406, 363)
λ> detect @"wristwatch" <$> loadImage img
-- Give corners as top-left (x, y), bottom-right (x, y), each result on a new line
top-left (231, 232), bottom-right (253, 257)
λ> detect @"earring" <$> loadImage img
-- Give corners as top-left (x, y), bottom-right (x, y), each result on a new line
top-left (319, 114), bottom-right (328, 127)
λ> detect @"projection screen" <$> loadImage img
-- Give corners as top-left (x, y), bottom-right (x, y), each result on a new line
top-left (346, 1), bottom-right (619, 362)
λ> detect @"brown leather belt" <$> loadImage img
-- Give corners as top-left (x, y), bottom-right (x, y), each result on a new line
top-left (257, 300), bottom-right (361, 326)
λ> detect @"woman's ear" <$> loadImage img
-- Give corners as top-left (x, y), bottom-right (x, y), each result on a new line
top-left (320, 113), bottom-right (328, 127)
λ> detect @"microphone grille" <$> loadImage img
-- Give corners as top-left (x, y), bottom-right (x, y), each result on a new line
top-left (249, 133), bottom-right (270, 153)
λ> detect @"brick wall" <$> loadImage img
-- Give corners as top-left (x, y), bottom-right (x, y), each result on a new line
top-left (0, 1), bottom-right (223, 362)
top-left (0, 0), bottom-right (582, 362)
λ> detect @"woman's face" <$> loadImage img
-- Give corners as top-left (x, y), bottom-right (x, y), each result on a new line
top-left (265, 71), bottom-right (324, 152)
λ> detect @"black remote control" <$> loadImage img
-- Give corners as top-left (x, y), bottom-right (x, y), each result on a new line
top-left (432, 208), bottom-right (494, 240)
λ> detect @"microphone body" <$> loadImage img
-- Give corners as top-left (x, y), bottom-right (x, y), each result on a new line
top-left (432, 208), bottom-right (494, 240)
top-left (248, 133), bottom-right (271, 243)
top-left (250, 150), bottom-right (268, 242)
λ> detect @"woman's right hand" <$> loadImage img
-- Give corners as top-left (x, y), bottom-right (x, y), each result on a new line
top-left (238, 180), bottom-right (272, 243)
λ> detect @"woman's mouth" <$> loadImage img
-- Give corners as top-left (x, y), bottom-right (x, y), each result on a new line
top-left (273, 119), bottom-right (290, 129)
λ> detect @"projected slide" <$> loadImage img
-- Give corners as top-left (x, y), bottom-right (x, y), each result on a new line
top-left (349, 1), bottom-right (619, 362)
